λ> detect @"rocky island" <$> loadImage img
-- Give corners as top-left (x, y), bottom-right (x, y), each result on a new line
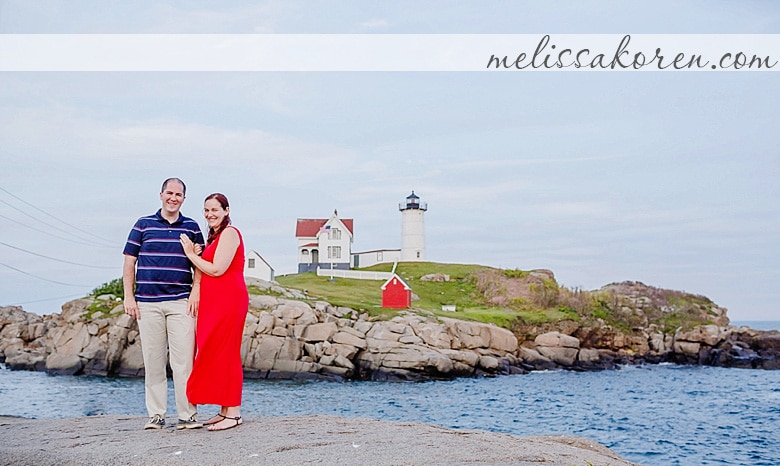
top-left (1, 268), bottom-right (779, 381)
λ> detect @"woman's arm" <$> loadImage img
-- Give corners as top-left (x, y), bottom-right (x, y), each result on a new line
top-left (180, 227), bottom-right (240, 277)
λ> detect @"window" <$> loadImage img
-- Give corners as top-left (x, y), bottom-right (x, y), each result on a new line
top-left (301, 250), bottom-right (309, 255)
top-left (328, 246), bottom-right (341, 259)
top-left (248, 258), bottom-right (256, 268)
top-left (377, 251), bottom-right (383, 261)
top-left (329, 228), bottom-right (341, 240)
top-left (416, 251), bottom-right (421, 258)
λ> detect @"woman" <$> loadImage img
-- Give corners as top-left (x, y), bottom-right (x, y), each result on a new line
top-left (180, 193), bottom-right (248, 431)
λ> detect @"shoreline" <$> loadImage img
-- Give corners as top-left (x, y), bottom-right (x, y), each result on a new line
top-left (0, 414), bottom-right (639, 465)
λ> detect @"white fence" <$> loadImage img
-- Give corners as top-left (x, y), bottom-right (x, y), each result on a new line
top-left (316, 267), bottom-right (393, 281)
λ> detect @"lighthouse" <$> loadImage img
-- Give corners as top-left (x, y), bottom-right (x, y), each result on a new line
top-left (399, 191), bottom-right (427, 262)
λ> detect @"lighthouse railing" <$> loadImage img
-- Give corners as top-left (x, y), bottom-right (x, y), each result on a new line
top-left (398, 201), bottom-right (428, 211)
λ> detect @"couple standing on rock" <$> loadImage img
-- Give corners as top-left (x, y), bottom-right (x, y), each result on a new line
top-left (122, 178), bottom-right (249, 432)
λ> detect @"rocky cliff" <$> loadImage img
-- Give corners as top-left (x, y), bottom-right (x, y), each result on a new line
top-left (0, 286), bottom-right (521, 381)
top-left (1, 280), bottom-right (778, 380)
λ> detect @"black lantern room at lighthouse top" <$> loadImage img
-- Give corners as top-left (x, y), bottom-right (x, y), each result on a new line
top-left (399, 191), bottom-right (427, 211)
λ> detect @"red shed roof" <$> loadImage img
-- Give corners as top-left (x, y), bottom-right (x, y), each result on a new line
top-left (381, 273), bottom-right (411, 291)
top-left (296, 218), bottom-right (354, 237)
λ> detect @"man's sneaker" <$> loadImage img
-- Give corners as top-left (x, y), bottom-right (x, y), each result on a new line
top-left (176, 415), bottom-right (203, 430)
top-left (144, 414), bottom-right (166, 430)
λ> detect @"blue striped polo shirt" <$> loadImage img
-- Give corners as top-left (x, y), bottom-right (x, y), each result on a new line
top-left (123, 209), bottom-right (205, 302)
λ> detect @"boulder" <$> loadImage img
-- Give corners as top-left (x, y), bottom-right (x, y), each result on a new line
top-left (676, 325), bottom-right (724, 347)
top-left (535, 332), bottom-right (580, 349)
top-left (577, 348), bottom-right (601, 364)
top-left (333, 331), bottom-right (367, 349)
top-left (117, 341), bottom-right (144, 376)
top-left (302, 322), bottom-right (338, 342)
top-left (326, 343), bottom-right (360, 360)
top-left (366, 323), bottom-right (403, 342)
top-left (517, 347), bottom-right (556, 371)
top-left (45, 353), bottom-right (83, 375)
top-left (416, 324), bottom-right (453, 349)
top-left (755, 332), bottom-right (780, 353)
top-left (673, 340), bottom-right (701, 357)
top-left (249, 295), bottom-right (280, 310)
top-left (420, 273), bottom-right (450, 282)
top-left (478, 355), bottom-right (499, 370)
top-left (536, 346), bottom-right (578, 366)
top-left (486, 325), bottom-right (519, 353)
top-left (4, 347), bottom-right (46, 371)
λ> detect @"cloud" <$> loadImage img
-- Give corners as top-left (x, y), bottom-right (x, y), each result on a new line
top-left (358, 19), bottom-right (389, 30)
top-left (0, 106), bottom-right (360, 179)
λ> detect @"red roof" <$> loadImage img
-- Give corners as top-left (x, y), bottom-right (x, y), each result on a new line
top-left (296, 218), bottom-right (354, 237)
top-left (380, 273), bottom-right (411, 290)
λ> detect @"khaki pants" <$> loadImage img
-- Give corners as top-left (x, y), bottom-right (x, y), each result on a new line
top-left (137, 299), bottom-right (196, 420)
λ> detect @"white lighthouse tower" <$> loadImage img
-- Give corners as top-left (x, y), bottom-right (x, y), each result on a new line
top-left (399, 191), bottom-right (427, 262)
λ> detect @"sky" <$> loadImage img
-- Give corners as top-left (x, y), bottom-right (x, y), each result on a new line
top-left (0, 1), bottom-right (778, 321)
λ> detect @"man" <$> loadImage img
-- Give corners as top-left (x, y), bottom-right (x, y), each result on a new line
top-left (123, 177), bottom-right (204, 430)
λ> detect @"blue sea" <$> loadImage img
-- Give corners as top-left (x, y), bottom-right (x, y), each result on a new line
top-left (2, 321), bottom-right (779, 466)
top-left (731, 321), bottom-right (779, 331)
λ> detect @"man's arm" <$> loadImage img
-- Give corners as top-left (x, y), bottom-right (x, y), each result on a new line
top-left (122, 255), bottom-right (140, 320)
top-left (188, 268), bottom-right (201, 317)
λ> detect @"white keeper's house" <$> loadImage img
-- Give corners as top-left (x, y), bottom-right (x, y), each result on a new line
top-left (295, 191), bottom-right (428, 274)
top-left (296, 210), bottom-right (354, 274)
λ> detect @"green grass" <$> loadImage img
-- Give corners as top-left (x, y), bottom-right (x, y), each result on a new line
top-left (86, 278), bottom-right (125, 318)
top-left (276, 272), bottom-right (385, 311)
top-left (274, 262), bottom-right (600, 329)
top-left (271, 261), bottom-right (720, 334)
top-left (275, 262), bottom-right (522, 326)
top-left (279, 262), bottom-right (611, 329)
top-left (90, 278), bottom-right (124, 299)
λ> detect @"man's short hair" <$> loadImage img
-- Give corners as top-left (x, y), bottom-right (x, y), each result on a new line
top-left (161, 177), bottom-right (187, 196)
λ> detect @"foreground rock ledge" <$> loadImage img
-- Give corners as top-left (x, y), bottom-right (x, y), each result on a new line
top-left (0, 414), bottom-right (639, 466)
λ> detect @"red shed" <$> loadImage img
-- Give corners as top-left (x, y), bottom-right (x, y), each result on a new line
top-left (381, 274), bottom-right (412, 309)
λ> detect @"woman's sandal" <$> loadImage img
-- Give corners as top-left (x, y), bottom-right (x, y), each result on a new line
top-left (208, 415), bottom-right (242, 432)
top-left (202, 414), bottom-right (226, 426)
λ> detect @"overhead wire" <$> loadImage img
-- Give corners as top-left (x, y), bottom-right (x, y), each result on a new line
top-left (0, 185), bottom-right (116, 246)
top-left (0, 213), bottom-right (116, 248)
top-left (0, 197), bottom-right (118, 248)
top-left (0, 240), bottom-right (118, 269)
top-left (0, 261), bottom-right (94, 287)
top-left (0, 187), bottom-right (121, 304)
top-left (12, 293), bottom-right (87, 305)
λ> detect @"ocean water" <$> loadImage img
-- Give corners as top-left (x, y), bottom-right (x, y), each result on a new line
top-left (731, 320), bottom-right (779, 331)
top-left (2, 362), bottom-right (779, 465)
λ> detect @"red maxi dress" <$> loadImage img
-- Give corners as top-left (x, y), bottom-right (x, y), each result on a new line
top-left (187, 226), bottom-right (248, 407)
